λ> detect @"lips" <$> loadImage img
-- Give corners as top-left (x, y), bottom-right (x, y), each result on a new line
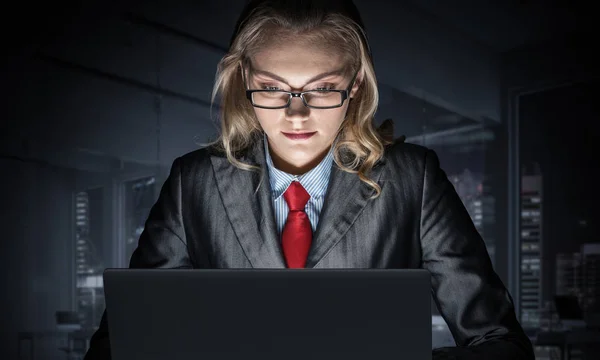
top-left (282, 131), bottom-right (317, 140)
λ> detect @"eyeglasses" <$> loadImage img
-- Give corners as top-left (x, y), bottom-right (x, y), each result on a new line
top-left (244, 70), bottom-right (358, 109)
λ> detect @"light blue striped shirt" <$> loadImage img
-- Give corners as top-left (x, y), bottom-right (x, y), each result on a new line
top-left (264, 136), bottom-right (335, 238)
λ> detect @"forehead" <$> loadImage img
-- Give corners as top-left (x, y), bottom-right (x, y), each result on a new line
top-left (249, 38), bottom-right (349, 81)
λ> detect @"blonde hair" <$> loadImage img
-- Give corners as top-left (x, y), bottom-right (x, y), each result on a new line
top-left (209, 2), bottom-right (390, 198)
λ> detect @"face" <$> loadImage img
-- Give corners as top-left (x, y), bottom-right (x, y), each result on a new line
top-left (247, 38), bottom-right (361, 175)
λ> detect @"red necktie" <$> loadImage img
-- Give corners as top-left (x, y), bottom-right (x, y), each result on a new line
top-left (282, 181), bottom-right (312, 268)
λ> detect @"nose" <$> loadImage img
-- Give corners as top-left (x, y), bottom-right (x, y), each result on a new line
top-left (285, 96), bottom-right (310, 123)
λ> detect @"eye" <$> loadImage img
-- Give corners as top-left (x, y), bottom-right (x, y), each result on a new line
top-left (313, 83), bottom-right (336, 91)
top-left (260, 83), bottom-right (282, 91)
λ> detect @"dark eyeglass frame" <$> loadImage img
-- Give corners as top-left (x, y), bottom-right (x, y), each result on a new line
top-left (243, 69), bottom-right (359, 110)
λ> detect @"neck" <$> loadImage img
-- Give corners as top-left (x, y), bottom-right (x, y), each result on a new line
top-left (269, 145), bottom-right (330, 176)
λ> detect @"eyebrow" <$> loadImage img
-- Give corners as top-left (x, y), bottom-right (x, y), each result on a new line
top-left (250, 68), bottom-right (346, 85)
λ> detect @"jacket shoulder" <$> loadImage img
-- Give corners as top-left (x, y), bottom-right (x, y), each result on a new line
top-left (382, 139), bottom-right (431, 169)
top-left (175, 144), bottom-right (224, 170)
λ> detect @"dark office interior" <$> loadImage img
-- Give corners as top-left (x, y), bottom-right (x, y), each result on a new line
top-left (1, 0), bottom-right (598, 359)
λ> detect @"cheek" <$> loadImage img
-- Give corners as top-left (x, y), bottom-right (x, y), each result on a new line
top-left (254, 109), bottom-right (280, 130)
top-left (321, 109), bottom-right (347, 133)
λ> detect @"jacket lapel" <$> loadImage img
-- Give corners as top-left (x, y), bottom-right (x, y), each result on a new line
top-left (209, 140), bottom-right (286, 268)
top-left (305, 153), bottom-right (386, 268)
top-left (210, 138), bottom-right (387, 269)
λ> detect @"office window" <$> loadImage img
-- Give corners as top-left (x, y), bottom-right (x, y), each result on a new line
top-left (123, 177), bottom-right (156, 265)
top-left (74, 188), bottom-right (105, 328)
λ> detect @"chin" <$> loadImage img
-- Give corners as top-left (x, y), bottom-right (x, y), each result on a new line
top-left (288, 150), bottom-right (317, 161)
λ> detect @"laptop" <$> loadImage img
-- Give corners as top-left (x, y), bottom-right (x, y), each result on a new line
top-left (103, 268), bottom-right (432, 360)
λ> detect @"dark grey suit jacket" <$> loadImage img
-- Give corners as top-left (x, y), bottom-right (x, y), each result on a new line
top-left (84, 138), bottom-right (534, 360)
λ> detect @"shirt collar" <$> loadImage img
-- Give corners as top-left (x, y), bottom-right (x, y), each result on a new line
top-left (264, 134), bottom-right (335, 200)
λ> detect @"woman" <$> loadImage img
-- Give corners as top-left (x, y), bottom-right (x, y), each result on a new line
top-left (85, 1), bottom-right (534, 359)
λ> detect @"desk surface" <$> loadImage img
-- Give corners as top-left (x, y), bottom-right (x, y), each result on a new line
top-left (18, 328), bottom-right (97, 339)
top-left (536, 329), bottom-right (600, 345)
top-left (564, 329), bottom-right (600, 343)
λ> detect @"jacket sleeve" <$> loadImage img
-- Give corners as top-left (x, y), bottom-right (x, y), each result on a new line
top-left (84, 157), bottom-right (193, 360)
top-left (419, 149), bottom-right (535, 360)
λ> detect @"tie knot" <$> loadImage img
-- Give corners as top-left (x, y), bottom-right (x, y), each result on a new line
top-left (283, 181), bottom-right (310, 211)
